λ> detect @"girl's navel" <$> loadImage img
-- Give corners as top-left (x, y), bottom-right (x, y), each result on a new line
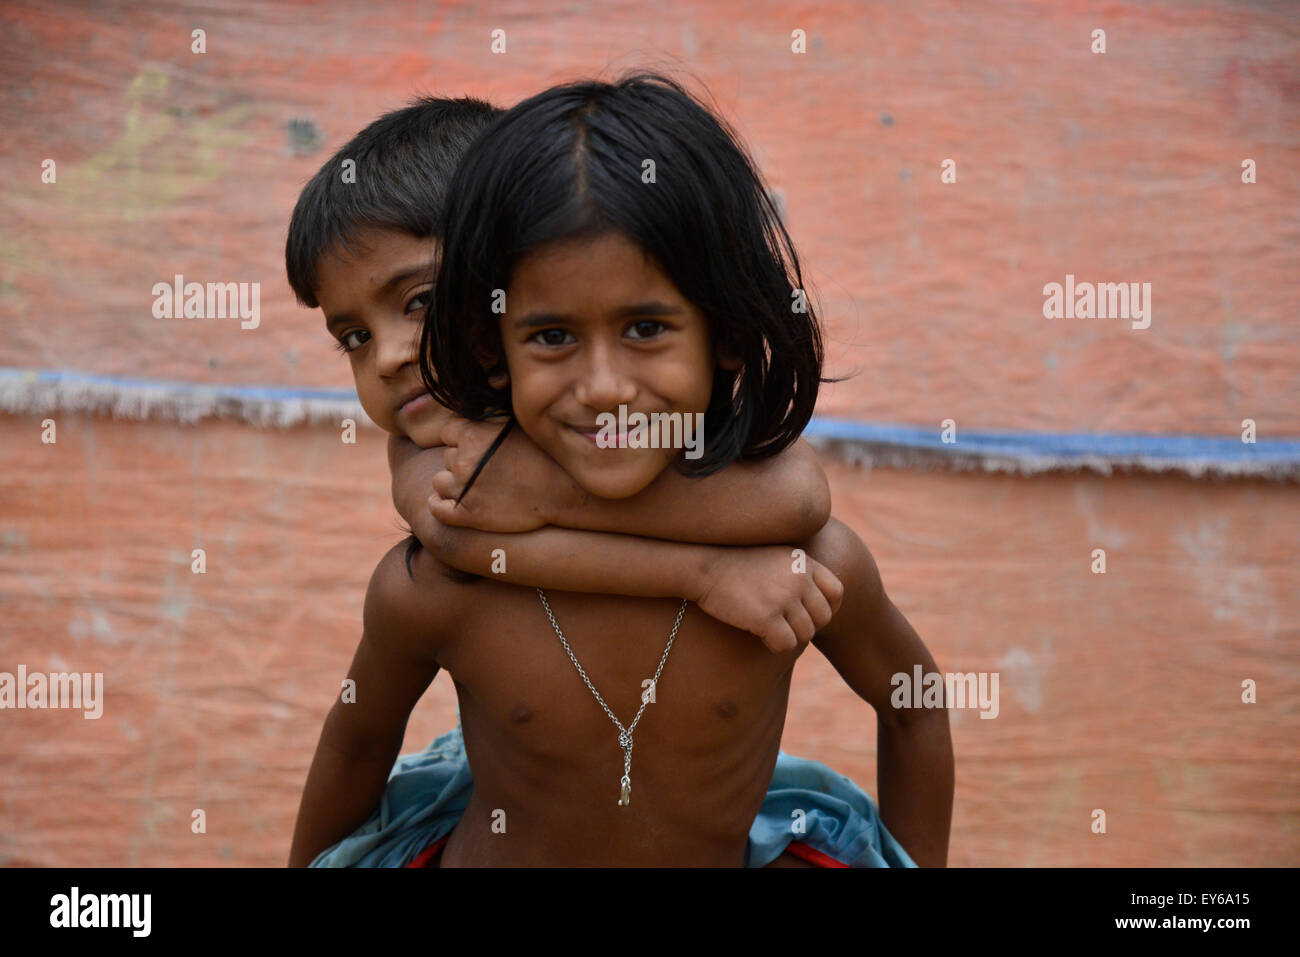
top-left (509, 704), bottom-right (534, 724)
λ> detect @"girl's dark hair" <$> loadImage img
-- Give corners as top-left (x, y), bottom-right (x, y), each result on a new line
top-left (420, 72), bottom-right (842, 498)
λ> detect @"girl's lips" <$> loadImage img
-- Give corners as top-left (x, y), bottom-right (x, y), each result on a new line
top-left (570, 425), bottom-right (645, 446)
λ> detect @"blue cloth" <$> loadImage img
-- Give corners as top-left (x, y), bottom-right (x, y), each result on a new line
top-left (744, 750), bottom-right (916, 867)
top-left (311, 723), bottom-right (915, 868)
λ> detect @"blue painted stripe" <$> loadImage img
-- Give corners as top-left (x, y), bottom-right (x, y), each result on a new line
top-left (5, 368), bottom-right (1298, 464)
top-left (803, 417), bottom-right (1300, 464)
top-left (1, 368), bottom-right (357, 403)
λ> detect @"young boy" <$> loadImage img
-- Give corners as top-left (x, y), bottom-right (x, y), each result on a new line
top-left (285, 95), bottom-right (950, 867)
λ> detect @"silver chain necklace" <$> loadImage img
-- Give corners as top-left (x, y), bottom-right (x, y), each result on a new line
top-left (537, 588), bottom-right (688, 807)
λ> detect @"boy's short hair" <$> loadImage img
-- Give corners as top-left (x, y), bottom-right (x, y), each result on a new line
top-left (285, 95), bottom-right (502, 308)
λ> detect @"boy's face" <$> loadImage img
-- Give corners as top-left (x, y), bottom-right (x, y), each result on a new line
top-left (315, 228), bottom-right (451, 448)
top-left (494, 230), bottom-right (718, 500)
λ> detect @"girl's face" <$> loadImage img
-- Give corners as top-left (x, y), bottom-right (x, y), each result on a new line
top-left (493, 231), bottom-right (724, 499)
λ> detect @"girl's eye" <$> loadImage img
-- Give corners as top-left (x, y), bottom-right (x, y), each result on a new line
top-left (626, 320), bottom-right (665, 339)
top-left (405, 290), bottom-right (432, 315)
top-left (334, 329), bottom-right (371, 354)
top-left (530, 329), bottom-right (575, 347)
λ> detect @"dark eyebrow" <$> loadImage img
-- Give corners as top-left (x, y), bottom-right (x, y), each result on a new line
top-left (323, 262), bottom-right (434, 334)
top-left (512, 300), bottom-right (685, 331)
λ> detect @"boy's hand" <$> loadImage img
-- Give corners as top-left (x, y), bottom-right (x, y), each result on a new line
top-left (696, 547), bottom-right (845, 654)
top-left (430, 417), bottom-right (585, 533)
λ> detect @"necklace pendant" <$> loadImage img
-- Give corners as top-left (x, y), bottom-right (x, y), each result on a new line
top-left (618, 780), bottom-right (631, 806)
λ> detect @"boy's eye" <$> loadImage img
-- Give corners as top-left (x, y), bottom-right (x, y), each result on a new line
top-left (529, 329), bottom-right (575, 347)
top-left (626, 320), bottom-right (665, 339)
top-left (334, 329), bottom-right (371, 354)
top-left (405, 290), bottom-right (432, 315)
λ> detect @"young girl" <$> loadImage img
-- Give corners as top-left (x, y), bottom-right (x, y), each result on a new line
top-left (407, 72), bottom-right (952, 866)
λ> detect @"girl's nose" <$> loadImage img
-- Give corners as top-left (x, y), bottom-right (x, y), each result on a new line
top-left (574, 341), bottom-right (636, 410)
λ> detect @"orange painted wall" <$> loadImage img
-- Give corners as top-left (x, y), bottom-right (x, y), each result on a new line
top-left (1, 0), bottom-right (1295, 434)
top-left (0, 414), bottom-right (1295, 866)
top-left (0, 0), bottom-right (1297, 866)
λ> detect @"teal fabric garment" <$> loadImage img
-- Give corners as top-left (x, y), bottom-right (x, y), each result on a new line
top-left (309, 725), bottom-right (472, 869)
top-left (310, 723), bottom-right (915, 868)
top-left (744, 751), bottom-right (916, 867)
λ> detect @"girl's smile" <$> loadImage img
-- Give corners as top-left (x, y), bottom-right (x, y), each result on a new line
top-left (571, 424), bottom-right (647, 445)
top-left (496, 231), bottom-right (720, 499)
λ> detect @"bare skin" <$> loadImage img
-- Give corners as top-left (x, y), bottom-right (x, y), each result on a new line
top-left (389, 434), bottom-right (841, 653)
top-left (292, 515), bottom-right (949, 867)
top-left (292, 230), bottom-right (847, 865)
top-left (315, 225), bottom-right (837, 649)
top-left (289, 229), bottom-right (954, 867)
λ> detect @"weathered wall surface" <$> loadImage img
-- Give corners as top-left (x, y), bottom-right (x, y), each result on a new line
top-left (1, 0), bottom-right (1296, 434)
top-left (0, 0), bottom-right (1296, 866)
top-left (1, 414), bottom-right (1295, 866)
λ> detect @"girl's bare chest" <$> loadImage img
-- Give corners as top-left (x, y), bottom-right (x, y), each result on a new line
top-left (436, 583), bottom-right (797, 735)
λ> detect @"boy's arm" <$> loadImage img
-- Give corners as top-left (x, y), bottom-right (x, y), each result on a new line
top-left (438, 523), bottom-right (847, 653)
top-left (433, 419), bottom-right (831, 545)
top-left (392, 440), bottom-right (841, 652)
top-left (288, 542), bottom-right (451, 867)
top-left (806, 518), bottom-right (954, 867)
top-left (546, 438), bottom-right (831, 545)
